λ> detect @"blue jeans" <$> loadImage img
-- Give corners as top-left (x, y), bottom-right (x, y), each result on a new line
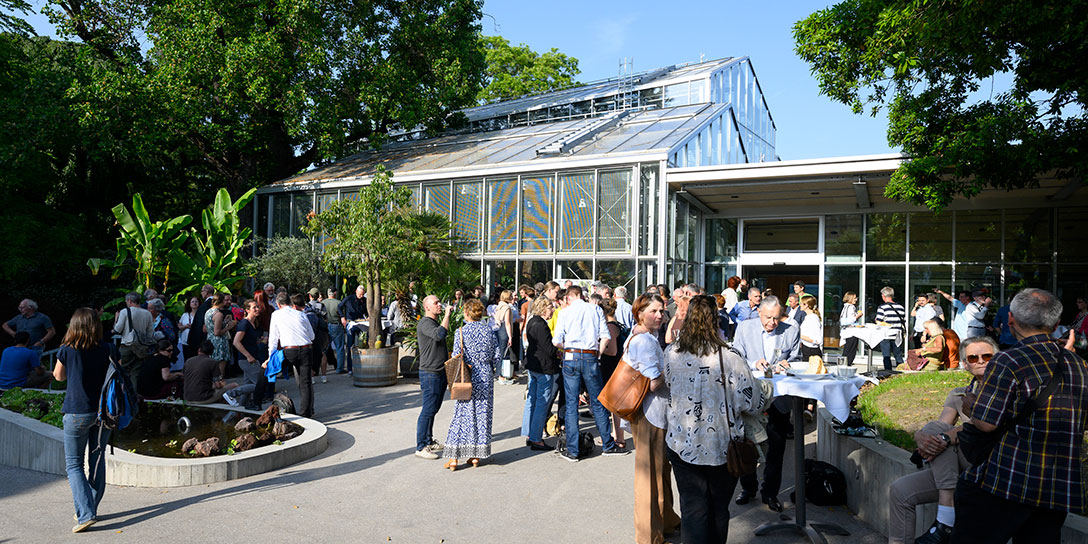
top-left (63, 413), bottom-right (110, 523)
top-left (416, 370), bottom-right (448, 451)
top-left (328, 323), bottom-right (346, 372)
top-left (880, 339), bottom-right (904, 370)
top-left (562, 353), bottom-right (615, 455)
top-left (522, 370), bottom-right (557, 442)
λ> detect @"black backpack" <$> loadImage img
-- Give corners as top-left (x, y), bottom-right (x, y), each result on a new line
top-left (790, 459), bottom-right (848, 506)
top-left (556, 431), bottom-right (595, 459)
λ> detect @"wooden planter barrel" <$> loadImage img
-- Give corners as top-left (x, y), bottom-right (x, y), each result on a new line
top-left (351, 346), bottom-right (399, 387)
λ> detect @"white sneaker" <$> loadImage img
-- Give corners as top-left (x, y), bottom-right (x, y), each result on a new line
top-left (414, 448), bottom-right (439, 460)
top-left (427, 441), bottom-right (444, 453)
top-left (223, 391), bottom-right (240, 407)
top-left (321, 376), bottom-right (327, 384)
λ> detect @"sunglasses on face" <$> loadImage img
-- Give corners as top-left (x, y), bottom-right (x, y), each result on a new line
top-left (966, 353), bottom-right (994, 364)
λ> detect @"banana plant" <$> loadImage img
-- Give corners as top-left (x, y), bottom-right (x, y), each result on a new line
top-left (87, 194), bottom-right (193, 293)
top-left (171, 188), bottom-right (257, 299)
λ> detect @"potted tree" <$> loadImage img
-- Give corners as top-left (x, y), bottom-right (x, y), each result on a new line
top-left (304, 169), bottom-right (465, 385)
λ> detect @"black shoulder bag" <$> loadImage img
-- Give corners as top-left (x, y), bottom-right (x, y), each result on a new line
top-left (958, 351), bottom-right (1066, 465)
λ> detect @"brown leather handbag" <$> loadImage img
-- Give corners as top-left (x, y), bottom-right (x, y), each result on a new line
top-left (598, 358), bottom-right (650, 419)
top-left (719, 349), bottom-right (759, 477)
top-left (444, 328), bottom-right (472, 401)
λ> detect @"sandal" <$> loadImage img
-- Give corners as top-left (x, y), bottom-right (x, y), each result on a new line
top-left (444, 459), bottom-right (458, 471)
top-left (469, 458), bottom-right (479, 467)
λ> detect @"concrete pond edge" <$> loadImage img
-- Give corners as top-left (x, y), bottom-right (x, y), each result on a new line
top-left (0, 396), bottom-right (327, 488)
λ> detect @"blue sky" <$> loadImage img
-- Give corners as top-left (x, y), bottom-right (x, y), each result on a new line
top-left (20, 0), bottom-right (898, 161)
top-left (480, 0), bottom-right (898, 160)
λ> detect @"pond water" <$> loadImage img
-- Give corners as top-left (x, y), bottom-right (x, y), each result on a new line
top-left (113, 402), bottom-right (287, 458)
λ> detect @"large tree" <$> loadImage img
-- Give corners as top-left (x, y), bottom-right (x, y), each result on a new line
top-left (42, 0), bottom-right (487, 195)
top-left (477, 35), bottom-right (579, 103)
top-left (794, 1), bottom-right (1087, 210)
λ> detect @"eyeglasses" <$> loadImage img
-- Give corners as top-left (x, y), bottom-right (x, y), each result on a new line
top-left (966, 353), bottom-right (994, 364)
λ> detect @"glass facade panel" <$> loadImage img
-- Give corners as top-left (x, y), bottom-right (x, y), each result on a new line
top-left (257, 196), bottom-right (270, 240)
top-left (557, 259), bottom-right (592, 280)
top-left (485, 260), bottom-right (516, 294)
top-left (596, 260), bottom-right (636, 290)
top-left (744, 219), bottom-right (819, 252)
top-left (518, 259), bottom-right (552, 288)
top-left (638, 260), bottom-right (659, 294)
top-left (864, 265), bottom-right (905, 321)
top-left (271, 195), bottom-right (291, 237)
top-left (955, 210), bottom-right (1001, 262)
top-left (866, 213), bottom-right (907, 261)
top-left (521, 174), bottom-right (553, 253)
top-left (909, 212), bottom-right (952, 261)
top-left (687, 207), bottom-right (698, 262)
top-left (408, 184), bottom-right (421, 211)
top-left (689, 80), bottom-right (705, 103)
top-left (664, 82), bottom-right (689, 107)
top-left (453, 181), bottom-right (481, 253)
top-left (1006, 263), bottom-right (1050, 293)
top-left (955, 264), bottom-right (1000, 297)
top-left (672, 198), bottom-right (686, 260)
top-left (597, 169), bottom-right (631, 252)
top-left (825, 214), bottom-right (862, 262)
top-left (423, 183), bottom-right (451, 218)
top-left (559, 172), bottom-right (594, 252)
top-left (705, 265), bottom-right (736, 296)
top-left (638, 164), bottom-right (659, 256)
top-left (1058, 208), bottom-right (1088, 263)
top-left (1004, 208), bottom-right (1053, 263)
top-left (824, 265), bottom-right (862, 348)
top-left (705, 218), bottom-right (737, 262)
top-left (292, 193), bottom-right (311, 237)
top-left (1056, 264), bottom-right (1088, 324)
top-left (487, 177), bottom-right (517, 253)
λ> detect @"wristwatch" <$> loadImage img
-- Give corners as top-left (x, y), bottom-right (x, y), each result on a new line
top-left (938, 433), bottom-right (952, 446)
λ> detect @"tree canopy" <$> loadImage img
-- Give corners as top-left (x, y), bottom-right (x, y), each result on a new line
top-left (794, 1), bottom-right (1087, 210)
top-left (477, 35), bottom-right (579, 103)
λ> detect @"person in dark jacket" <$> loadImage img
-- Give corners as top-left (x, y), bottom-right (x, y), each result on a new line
top-left (339, 285), bottom-right (368, 363)
top-left (521, 296), bottom-right (560, 450)
top-left (184, 285), bottom-right (215, 359)
top-left (414, 295), bottom-right (452, 459)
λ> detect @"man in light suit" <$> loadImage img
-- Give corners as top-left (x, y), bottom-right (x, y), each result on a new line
top-left (730, 296), bottom-right (800, 513)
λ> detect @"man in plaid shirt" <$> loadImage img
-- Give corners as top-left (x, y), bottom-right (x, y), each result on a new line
top-left (952, 288), bottom-right (1088, 544)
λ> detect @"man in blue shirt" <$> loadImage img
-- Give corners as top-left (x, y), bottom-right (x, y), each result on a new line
top-left (552, 285), bottom-right (627, 461)
top-left (730, 287), bottom-right (763, 323)
top-left (0, 332), bottom-right (48, 389)
top-left (3, 299), bottom-right (55, 356)
top-left (993, 297), bottom-right (1017, 349)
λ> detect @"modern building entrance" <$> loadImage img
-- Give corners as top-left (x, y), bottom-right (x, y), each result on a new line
top-left (741, 265), bottom-right (818, 300)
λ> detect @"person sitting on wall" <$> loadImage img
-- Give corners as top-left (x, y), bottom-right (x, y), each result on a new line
top-left (137, 339), bottom-right (184, 399)
top-left (0, 331), bottom-right (50, 390)
top-left (887, 336), bottom-right (998, 544)
top-left (183, 340), bottom-right (238, 404)
top-left (899, 319), bottom-right (947, 371)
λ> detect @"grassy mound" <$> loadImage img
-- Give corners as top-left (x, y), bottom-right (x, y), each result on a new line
top-left (856, 372), bottom-right (971, 451)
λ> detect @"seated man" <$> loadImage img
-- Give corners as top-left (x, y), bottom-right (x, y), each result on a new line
top-left (887, 336), bottom-right (998, 544)
top-left (0, 331), bottom-right (49, 389)
top-left (183, 340), bottom-right (237, 404)
top-left (137, 339), bottom-right (184, 399)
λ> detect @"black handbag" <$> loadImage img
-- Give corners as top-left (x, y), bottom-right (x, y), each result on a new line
top-left (958, 351), bottom-right (1066, 465)
top-left (719, 349), bottom-right (759, 477)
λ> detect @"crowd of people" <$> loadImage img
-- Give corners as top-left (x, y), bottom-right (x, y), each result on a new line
top-left (2, 277), bottom-right (1086, 542)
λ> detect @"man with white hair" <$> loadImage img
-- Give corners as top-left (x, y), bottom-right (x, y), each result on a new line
top-left (4, 299), bottom-right (55, 355)
top-left (263, 282), bottom-right (278, 309)
top-left (730, 295), bottom-right (801, 513)
top-left (614, 286), bottom-right (634, 329)
top-left (952, 288), bottom-right (1088, 543)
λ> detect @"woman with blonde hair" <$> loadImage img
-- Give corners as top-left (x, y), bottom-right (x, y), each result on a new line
top-left (664, 295), bottom-right (759, 543)
top-left (53, 308), bottom-right (113, 533)
top-left (839, 291), bottom-right (864, 366)
top-left (443, 298), bottom-right (499, 470)
top-left (626, 293), bottom-right (681, 544)
top-left (521, 296), bottom-right (559, 450)
top-left (492, 289), bottom-right (515, 381)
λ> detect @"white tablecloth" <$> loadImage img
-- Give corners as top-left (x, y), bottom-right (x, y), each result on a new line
top-left (346, 319), bottom-right (392, 335)
top-left (766, 374), bottom-right (869, 422)
top-left (841, 324), bottom-right (903, 349)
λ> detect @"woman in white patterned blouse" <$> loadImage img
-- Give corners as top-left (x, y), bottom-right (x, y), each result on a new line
top-left (664, 295), bottom-right (759, 544)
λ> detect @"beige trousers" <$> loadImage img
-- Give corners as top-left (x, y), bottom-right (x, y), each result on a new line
top-left (887, 420), bottom-right (970, 543)
top-left (631, 412), bottom-right (682, 544)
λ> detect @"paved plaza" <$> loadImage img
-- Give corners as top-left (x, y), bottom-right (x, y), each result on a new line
top-left (1, 371), bottom-right (884, 543)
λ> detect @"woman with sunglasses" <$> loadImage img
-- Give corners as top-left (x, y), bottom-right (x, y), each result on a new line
top-left (887, 336), bottom-right (999, 544)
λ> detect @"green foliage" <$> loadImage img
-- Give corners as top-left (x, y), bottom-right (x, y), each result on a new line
top-left (1, 388), bottom-right (66, 429)
top-left (172, 188), bottom-right (257, 298)
top-left (856, 371), bottom-right (971, 451)
top-left (794, 1), bottom-right (1087, 210)
top-left (244, 236), bottom-right (331, 294)
top-left (42, 0), bottom-right (487, 194)
top-left (477, 35), bottom-right (580, 103)
top-left (87, 193), bottom-right (193, 293)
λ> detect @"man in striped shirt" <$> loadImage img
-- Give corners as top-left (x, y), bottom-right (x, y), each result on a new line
top-left (952, 288), bottom-right (1088, 544)
top-left (876, 286), bottom-right (906, 371)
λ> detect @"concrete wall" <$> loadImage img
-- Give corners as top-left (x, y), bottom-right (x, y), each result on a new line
top-left (815, 408), bottom-right (1088, 543)
top-left (0, 408), bottom-right (65, 476)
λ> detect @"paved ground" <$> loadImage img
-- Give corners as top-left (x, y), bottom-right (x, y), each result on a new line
top-left (0, 370), bottom-right (885, 543)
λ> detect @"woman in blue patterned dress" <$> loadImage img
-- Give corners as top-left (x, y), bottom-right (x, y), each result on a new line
top-left (444, 298), bottom-right (500, 470)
